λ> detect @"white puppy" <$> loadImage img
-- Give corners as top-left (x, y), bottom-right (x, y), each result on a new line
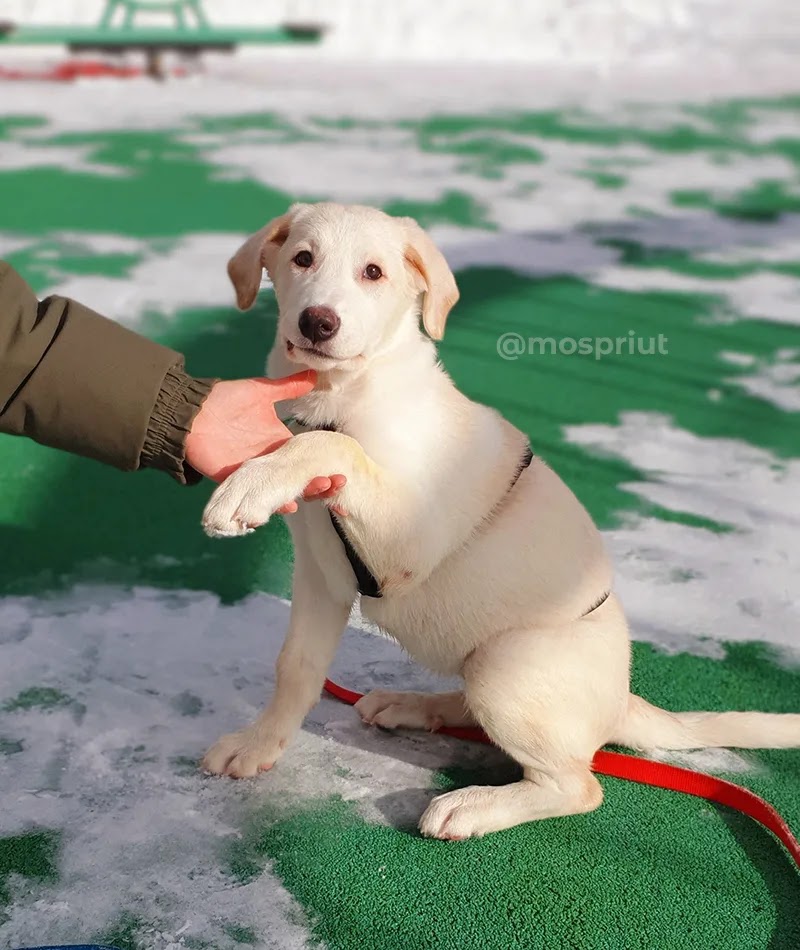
top-left (201, 202), bottom-right (800, 840)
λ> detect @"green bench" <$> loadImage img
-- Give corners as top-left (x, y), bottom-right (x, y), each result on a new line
top-left (0, 0), bottom-right (325, 77)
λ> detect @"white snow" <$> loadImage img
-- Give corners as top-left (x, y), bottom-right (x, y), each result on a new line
top-left (4, 394), bottom-right (796, 944)
top-left (181, 114), bottom-right (798, 238)
top-left (0, 586), bottom-right (476, 949)
top-left (565, 412), bottom-right (800, 654)
top-left (4, 0), bottom-right (800, 68)
top-left (593, 268), bottom-right (800, 327)
top-left (1, 233), bottom-right (241, 325)
top-left (49, 233), bottom-right (240, 324)
top-left (731, 354), bottom-right (800, 412)
top-left (2, 60), bottom-right (800, 138)
top-left (5, 82), bottom-right (800, 330)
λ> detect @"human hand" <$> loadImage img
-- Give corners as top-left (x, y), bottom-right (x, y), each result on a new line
top-left (185, 371), bottom-right (346, 510)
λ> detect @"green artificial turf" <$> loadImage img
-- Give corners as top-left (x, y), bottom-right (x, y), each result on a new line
top-left (222, 643), bottom-right (800, 950)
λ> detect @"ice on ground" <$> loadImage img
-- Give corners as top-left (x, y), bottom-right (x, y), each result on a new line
top-left (192, 120), bottom-right (799, 235)
top-left (0, 140), bottom-right (127, 177)
top-left (593, 268), bottom-right (800, 326)
top-left (3, 65), bottom-right (799, 333)
top-left (566, 412), bottom-right (800, 654)
top-left (7, 233), bottom-right (242, 326)
top-left (728, 351), bottom-right (800, 412)
top-left (0, 49), bottom-right (798, 947)
top-left (3, 57), bottom-right (800, 139)
top-left (647, 747), bottom-right (757, 773)
top-left (0, 586), bottom-right (475, 949)
top-left (5, 0), bottom-right (800, 69)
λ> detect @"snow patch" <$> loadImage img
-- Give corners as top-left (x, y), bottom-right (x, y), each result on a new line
top-left (593, 267), bottom-right (800, 326)
top-left (566, 412), bottom-right (800, 652)
top-left (0, 140), bottom-right (127, 177)
top-left (647, 747), bottom-right (757, 774)
top-left (1, 59), bottom-right (799, 139)
top-left (4, 0), bottom-right (800, 67)
top-left (0, 585), bottom-right (475, 948)
top-left (729, 351), bottom-right (800, 412)
top-left (194, 122), bottom-right (799, 236)
top-left (40, 234), bottom-right (240, 324)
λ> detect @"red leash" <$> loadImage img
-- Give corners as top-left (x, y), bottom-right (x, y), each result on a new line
top-left (324, 678), bottom-right (800, 869)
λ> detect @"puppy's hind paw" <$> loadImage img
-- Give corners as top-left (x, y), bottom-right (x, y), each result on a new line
top-left (419, 786), bottom-right (498, 840)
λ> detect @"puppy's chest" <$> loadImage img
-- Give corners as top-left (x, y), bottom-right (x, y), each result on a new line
top-left (297, 415), bottom-right (424, 479)
top-left (295, 390), bottom-right (429, 465)
top-left (301, 490), bottom-right (452, 660)
top-left (358, 587), bottom-right (475, 675)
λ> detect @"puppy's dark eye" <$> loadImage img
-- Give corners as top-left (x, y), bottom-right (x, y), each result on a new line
top-left (294, 250), bottom-right (313, 268)
top-left (364, 263), bottom-right (382, 281)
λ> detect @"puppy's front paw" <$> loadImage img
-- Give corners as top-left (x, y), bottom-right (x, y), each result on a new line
top-left (202, 460), bottom-right (284, 539)
top-left (201, 727), bottom-right (286, 779)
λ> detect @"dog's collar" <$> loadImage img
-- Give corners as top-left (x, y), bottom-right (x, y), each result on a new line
top-left (510, 447), bottom-right (534, 490)
top-left (329, 510), bottom-right (382, 598)
top-left (293, 417), bottom-right (338, 432)
top-left (293, 416), bottom-right (383, 597)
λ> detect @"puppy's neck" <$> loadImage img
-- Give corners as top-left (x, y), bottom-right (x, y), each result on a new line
top-left (296, 313), bottom-right (448, 430)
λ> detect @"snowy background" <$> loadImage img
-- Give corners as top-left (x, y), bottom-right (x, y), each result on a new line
top-left (4, 0), bottom-right (800, 67)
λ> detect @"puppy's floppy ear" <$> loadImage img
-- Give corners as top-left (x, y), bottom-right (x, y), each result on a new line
top-left (401, 218), bottom-right (459, 340)
top-left (227, 204), bottom-right (305, 310)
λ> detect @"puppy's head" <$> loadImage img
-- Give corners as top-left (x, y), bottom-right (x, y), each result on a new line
top-left (227, 202), bottom-right (459, 371)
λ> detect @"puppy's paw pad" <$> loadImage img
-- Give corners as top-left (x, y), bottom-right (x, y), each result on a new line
top-left (201, 729), bottom-right (284, 779)
top-left (202, 519), bottom-right (254, 539)
top-left (201, 466), bottom-right (281, 539)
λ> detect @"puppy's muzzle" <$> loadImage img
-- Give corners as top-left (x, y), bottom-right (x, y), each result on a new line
top-left (299, 306), bottom-right (340, 344)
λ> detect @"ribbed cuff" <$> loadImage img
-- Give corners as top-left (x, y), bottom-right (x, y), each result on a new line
top-left (141, 366), bottom-right (217, 484)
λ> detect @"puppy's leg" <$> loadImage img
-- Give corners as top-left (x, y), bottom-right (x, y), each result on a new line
top-left (202, 430), bottom-right (423, 588)
top-left (420, 597), bottom-right (630, 839)
top-left (203, 543), bottom-right (353, 779)
top-left (356, 690), bottom-right (475, 732)
top-left (202, 430), bottom-right (388, 540)
top-left (201, 428), bottom-right (507, 588)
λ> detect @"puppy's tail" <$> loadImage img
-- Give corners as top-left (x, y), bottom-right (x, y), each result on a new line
top-left (612, 694), bottom-right (800, 751)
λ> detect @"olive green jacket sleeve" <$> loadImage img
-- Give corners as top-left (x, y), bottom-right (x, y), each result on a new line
top-left (0, 261), bottom-right (216, 483)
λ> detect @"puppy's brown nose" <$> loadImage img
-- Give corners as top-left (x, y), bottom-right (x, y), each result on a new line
top-left (299, 306), bottom-right (340, 344)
